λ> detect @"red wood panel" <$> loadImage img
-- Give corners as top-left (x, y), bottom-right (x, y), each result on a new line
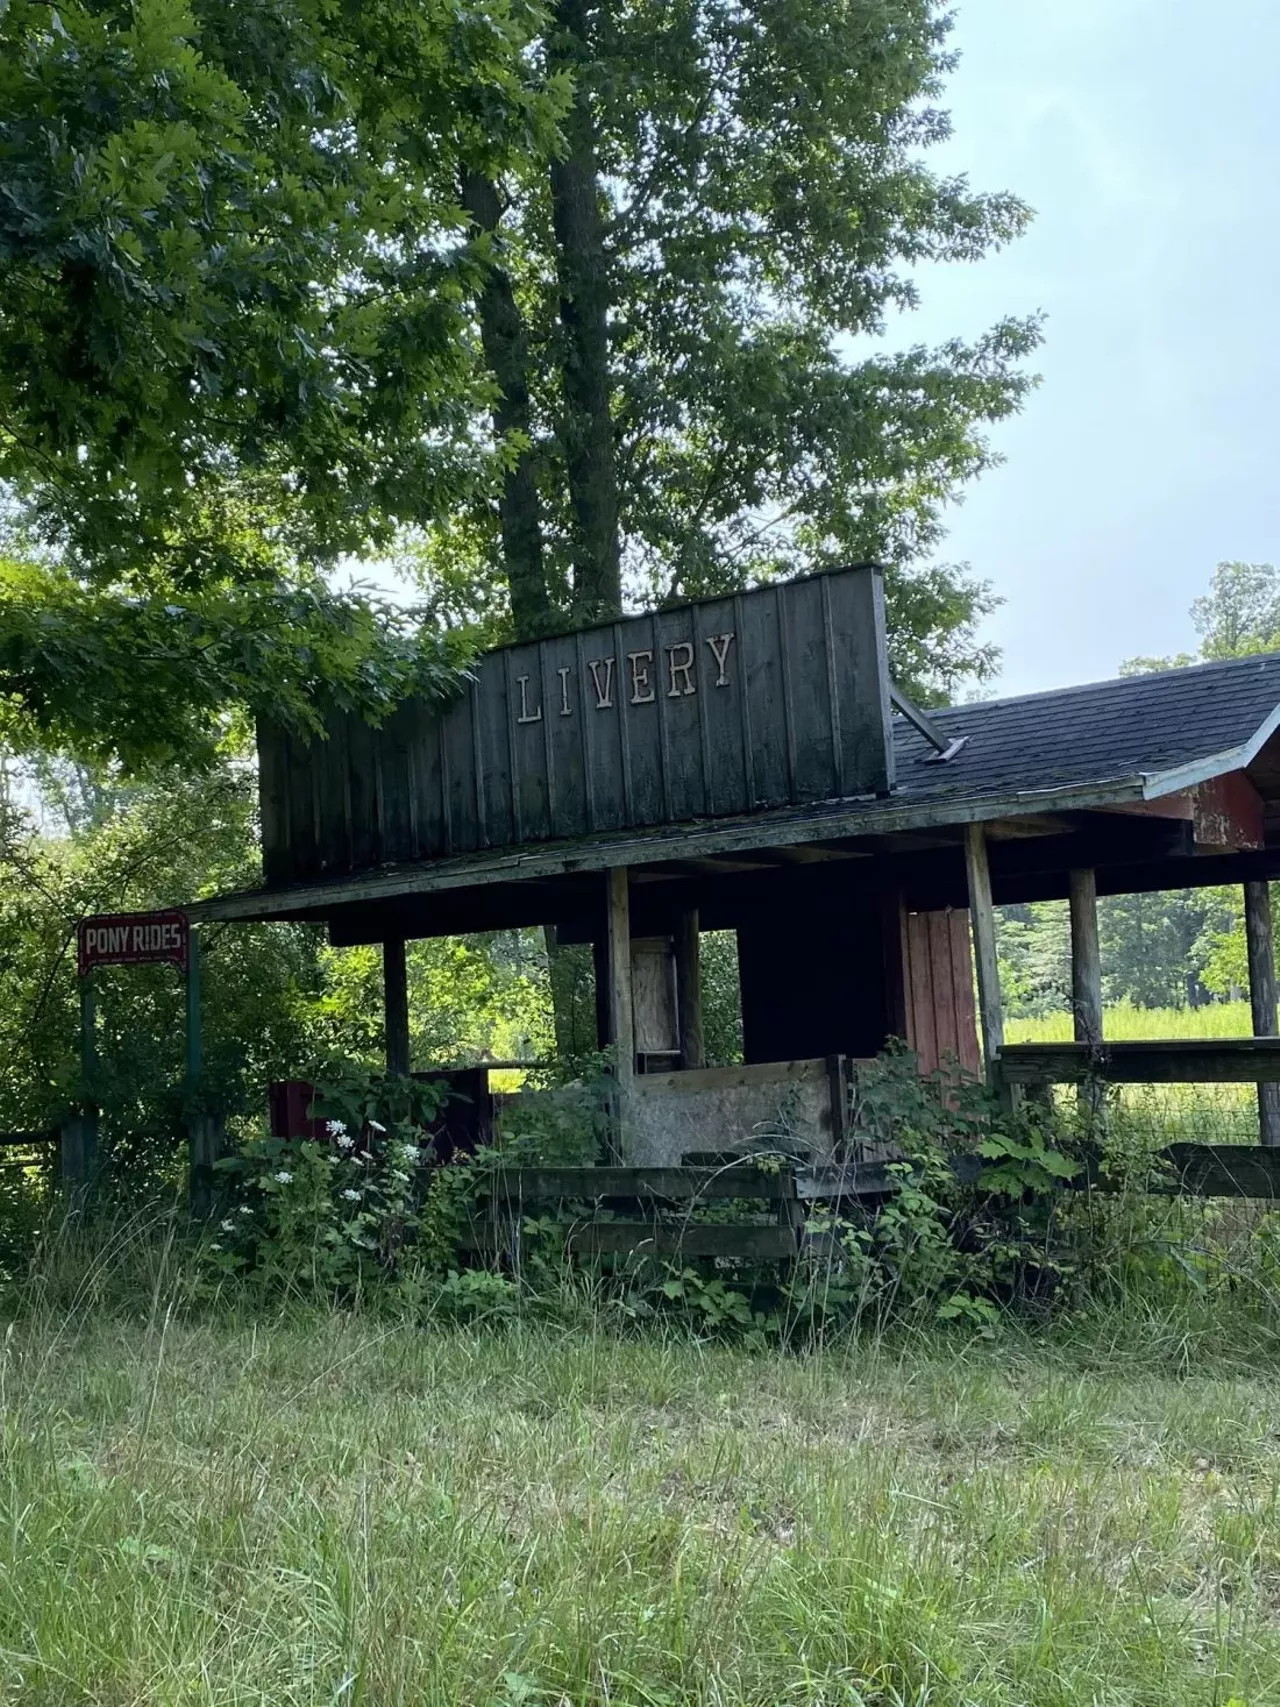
top-left (1192, 772), bottom-right (1265, 849)
top-left (904, 909), bottom-right (981, 1077)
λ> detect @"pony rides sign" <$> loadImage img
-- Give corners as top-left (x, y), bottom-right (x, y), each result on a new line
top-left (77, 910), bottom-right (189, 976)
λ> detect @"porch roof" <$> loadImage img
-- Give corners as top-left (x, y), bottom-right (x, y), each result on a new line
top-left (188, 651), bottom-right (1280, 926)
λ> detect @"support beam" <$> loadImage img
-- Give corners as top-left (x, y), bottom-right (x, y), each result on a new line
top-left (606, 869), bottom-right (634, 1162)
top-left (1068, 869), bottom-right (1103, 1047)
top-left (69, 972), bottom-right (100, 1198)
top-left (383, 937), bottom-right (411, 1076)
top-left (963, 823), bottom-right (1004, 1076)
top-left (1244, 880), bottom-right (1280, 1146)
top-left (593, 935), bottom-right (612, 1049)
top-left (186, 929), bottom-right (220, 1215)
top-left (605, 870), bottom-right (634, 1078)
top-left (675, 909), bottom-right (704, 1069)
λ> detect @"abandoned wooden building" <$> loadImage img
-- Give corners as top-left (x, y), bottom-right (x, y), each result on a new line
top-left (188, 564), bottom-right (1280, 1159)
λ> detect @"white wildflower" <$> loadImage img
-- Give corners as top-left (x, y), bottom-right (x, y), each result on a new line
top-left (237, 1204), bottom-right (252, 1215)
top-left (334, 1132), bottom-right (355, 1151)
top-left (210, 1242), bottom-right (222, 1252)
top-left (399, 1142), bottom-right (419, 1165)
top-left (342, 1188), bottom-right (361, 1202)
top-left (367, 1119), bottom-right (387, 1134)
top-left (390, 1169), bottom-right (410, 1185)
top-left (219, 1218), bottom-right (236, 1233)
top-left (273, 1170), bottom-right (293, 1185)
top-left (327, 1120), bottom-right (347, 1138)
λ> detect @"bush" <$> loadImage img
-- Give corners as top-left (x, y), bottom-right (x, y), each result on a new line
top-left (204, 1071), bottom-right (448, 1298)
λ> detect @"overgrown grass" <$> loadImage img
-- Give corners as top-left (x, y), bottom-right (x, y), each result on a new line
top-left (1007, 999), bottom-right (1255, 1043)
top-left (1008, 1002), bottom-right (1263, 1145)
top-left (2, 1249), bottom-right (1280, 1704)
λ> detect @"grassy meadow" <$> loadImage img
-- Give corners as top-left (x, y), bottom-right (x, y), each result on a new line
top-left (1007, 1001), bottom-right (1263, 1144)
top-left (3, 1277), bottom-right (1280, 1706)
top-left (1, 1000), bottom-right (1275, 1705)
top-left (1005, 999), bottom-right (1257, 1044)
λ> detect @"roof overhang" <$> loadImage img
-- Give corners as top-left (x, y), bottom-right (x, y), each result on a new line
top-left (1139, 702), bottom-right (1280, 797)
top-left (187, 772), bottom-right (1160, 924)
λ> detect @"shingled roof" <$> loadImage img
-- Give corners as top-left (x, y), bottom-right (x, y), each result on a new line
top-left (190, 651), bottom-right (1280, 922)
top-left (893, 650), bottom-right (1280, 810)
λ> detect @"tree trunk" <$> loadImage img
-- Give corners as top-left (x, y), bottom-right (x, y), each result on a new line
top-left (547, 0), bottom-right (622, 621)
top-left (459, 169), bottom-right (552, 639)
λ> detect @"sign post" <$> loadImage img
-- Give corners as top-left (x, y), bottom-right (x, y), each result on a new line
top-left (184, 928), bottom-right (220, 1216)
top-left (62, 968), bottom-right (101, 1200)
top-left (75, 911), bottom-right (216, 1211)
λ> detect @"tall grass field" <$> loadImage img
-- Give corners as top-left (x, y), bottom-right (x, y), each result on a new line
top-left (2, 1283), bottom-right (1280, 1704)
top-left (1006, 999), bottom-right (1257, 1043)
top-left (1008, 1002), bottom-right (1263, 1144)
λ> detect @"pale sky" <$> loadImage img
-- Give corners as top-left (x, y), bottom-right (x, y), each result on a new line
top-left (908, 0), bottom-right (1280, 696)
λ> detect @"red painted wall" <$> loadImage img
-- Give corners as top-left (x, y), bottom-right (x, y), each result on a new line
top-left (903, 909), bottom-right (981, 1077)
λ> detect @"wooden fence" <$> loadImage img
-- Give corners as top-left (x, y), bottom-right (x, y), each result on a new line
top-left (999, 1036), bottom-right (1280, 1086)
top-left (461, 1137), bottom-right (1280, 1270)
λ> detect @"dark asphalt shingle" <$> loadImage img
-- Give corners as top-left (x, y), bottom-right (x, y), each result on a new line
top-left (891, 652), bottom-right (1280, 806)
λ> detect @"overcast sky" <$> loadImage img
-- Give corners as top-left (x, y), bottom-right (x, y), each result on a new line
top-left (906, 0), bottom-right (1280, 696)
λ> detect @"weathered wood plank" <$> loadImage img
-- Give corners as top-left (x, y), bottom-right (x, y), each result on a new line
top-left (566, 1223), bottom-right (799, 1260)
top-left (459, 1220), bottom-right (799, 1260)
top-left (257, 723), bottom-right (292, 885)
top-left (1000, 1038), bottom-right (1280, 1084)
top-left (796, 1162), bottom-right (900, 1200)
top-left (739, 586), bottom-right (788, 809)
top-left (633, 1057), bottom-right (832, 1095)
top-left (964, 824), bottom-right (1004, 1075)
top-left (1244, 880), bottom-right (1280, 1145)
top-left (479, 1165), bottom-right (797, 1202)
top-left (1165, 1143), bottom-right (1280, 1197)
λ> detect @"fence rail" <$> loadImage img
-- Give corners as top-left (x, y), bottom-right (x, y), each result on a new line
top-left (466, 1147), bottom-right (1280, 1267)
top-left (999, 1038), bottom-right (1280, 1085)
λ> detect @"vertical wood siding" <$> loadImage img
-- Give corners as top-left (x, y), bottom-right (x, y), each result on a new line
top-left (258, 565), bottom-right (894, 885)
top-left (904, 909), bottom-right (981, 1077)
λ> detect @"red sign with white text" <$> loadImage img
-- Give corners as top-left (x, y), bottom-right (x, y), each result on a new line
top-left (78, 911), bottom-right (189, 977)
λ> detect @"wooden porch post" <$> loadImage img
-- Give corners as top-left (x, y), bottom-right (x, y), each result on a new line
top-left (605, 870), bottom-right (634, 1077)
top-left (963, 824), bottom-right (1004, 1081)
top-left (65, 972), bottom-right (100, 1200)
top-left (606, 869), bottom-right (634, 1161)
top-left (1068, 868), bottom-right (1105, 1123)
top-left (383, 937), bottom-right (411, 1076)
top-left (186, 928), bottom-right (222, 1216)
top-left (1068, 870), bottom-right (1104, 1048)
top-left (675, 909), bottom-right (704, 1069)
top-left (1244, 881), bottom-right (1280, 1146)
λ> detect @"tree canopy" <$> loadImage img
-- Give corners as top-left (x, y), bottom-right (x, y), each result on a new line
top-left (446, 0), bottom-right (1040, 692)
top-left (0, 0), bottom-right (558, 580)
top-left (1, 0), bottom-right (1040, 770)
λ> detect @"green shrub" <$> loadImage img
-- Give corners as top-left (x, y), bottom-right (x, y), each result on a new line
top-left (204, 1070), bottom-right (447, 1298)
